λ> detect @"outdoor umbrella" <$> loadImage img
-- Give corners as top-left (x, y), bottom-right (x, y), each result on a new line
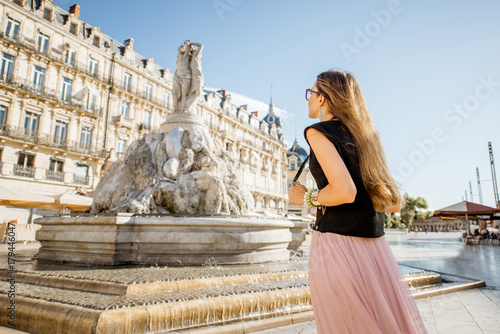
top-left (432, 201), bottom-right (500, 233)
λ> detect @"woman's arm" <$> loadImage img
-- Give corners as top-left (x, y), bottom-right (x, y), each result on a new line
top-left (306, 128), bottom-right (357, 206)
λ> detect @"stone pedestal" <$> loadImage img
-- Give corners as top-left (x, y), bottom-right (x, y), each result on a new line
top-left (35, 214), bottom-right (294, 265)
top-left (159, 111), bottom-right (207, 133)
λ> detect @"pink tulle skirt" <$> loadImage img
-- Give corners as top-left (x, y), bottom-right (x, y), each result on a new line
top-left (309, 231), bottom-right (427, 334)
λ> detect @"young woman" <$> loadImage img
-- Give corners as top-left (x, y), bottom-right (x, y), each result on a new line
top-left (289, 70), bottom-right (427, 333)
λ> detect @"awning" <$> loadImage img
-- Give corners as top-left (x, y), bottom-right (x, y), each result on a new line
top-left (0, 186), bottom-right (56, 209)
top-left (53, 193), bottom-right (93, 212)
top-left (0, 187), bottom-right (92, 212)
top-left (433, 201), bottom-right (500, 219)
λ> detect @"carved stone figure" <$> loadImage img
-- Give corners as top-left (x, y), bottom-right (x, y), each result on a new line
top-left (171, 40), bottom-right (205, 113)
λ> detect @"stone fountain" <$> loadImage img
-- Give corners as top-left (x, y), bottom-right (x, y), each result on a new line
top-left (34, 40), bottom-right (298, 266)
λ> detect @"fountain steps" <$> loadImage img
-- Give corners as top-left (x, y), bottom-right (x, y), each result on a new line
top-left (0, 265), bottom-right (484, 334)
top-left (0, 270), bottom-right (308, 296)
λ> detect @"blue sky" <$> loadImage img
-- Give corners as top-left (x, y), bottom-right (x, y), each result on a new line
top-left (66, 0), bottom-right (500, 210)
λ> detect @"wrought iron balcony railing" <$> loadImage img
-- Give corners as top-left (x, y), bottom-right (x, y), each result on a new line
top-left (0, 124), bottom-right (107, 158)
top-left (46, 169), bottom-right (64, 182)
top-left (13, 164), bottom-right (34, 178)
top-left (0, 32), bottom-right (108, 84)
top-left (0, 74), bottom-right (103, 117)
top-left (73, 174), bottom-right (89, 185)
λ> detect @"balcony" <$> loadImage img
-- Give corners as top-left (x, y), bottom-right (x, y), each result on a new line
top-left (14, 164), bottom-right (34, 178)
top-left (0, 33), bottom-right (108, 85)
top-left (73, 174), bottom-right (89, 185)
top-left (0, 74), bottom-right (103, 117)
top-left (46, 169), bottom-right (64, 182)
top-left (0, 125), bottom-right (107, 158)
top-left (113, 115), bottom-right (134, 129)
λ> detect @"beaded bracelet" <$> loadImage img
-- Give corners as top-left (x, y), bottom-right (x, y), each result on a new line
top-left (304, 189), bottom-right (316, 208)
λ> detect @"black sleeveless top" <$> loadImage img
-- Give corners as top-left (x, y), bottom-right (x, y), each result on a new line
top-left (304, 120), bottom-right (385, 238)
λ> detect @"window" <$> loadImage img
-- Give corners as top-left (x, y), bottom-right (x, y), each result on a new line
top-left (17, 152), bottom-right (34, 167)
top-left (43, 8), bottom-right (52, 21)
top-left (1, 53), bottom-right (15, 81)
top-left (290, 161), bottom-right (296, 171)
top-left (86, 93), bottom-right (96, 111)
top-left (88, 58), bottom-right (98, 76)
top-left (121, 101), bottom-right (129, 117)
top-left (54, 120), bottom-right (68, 144)
top-left (49, 159), bottom-right (63, 172)
top-left (15, 152), bottom-right (35, 178)
top-left (33, 66), bottom-right (45, 89)
top-left (36, 32), bottom-right (50, 54)
top-left (117, 138), bottom-right (126, 153)
top-left (123, 73), bottom-right (131, 91)
top-left (80, 126), bottom-right (92, 148)
top-left (64, 49), bottom-right (75, 66)
top-left (74, 164), bottom-right (89, 185)
top-left (4, 18), bottom-right (20, 40)
top-left (161, 115), bottom-right (166, 124)
top-left (70, 22), bottom-right (77, 35)
top-left (0, 105), bottom-right (7, 125)
top-left (61, 78), bottom-right (72, 101)
top-left (143, 110), bottom-right (151, 126)
top-left (24, 111), bottom-right (39, 134)
top-left (262, 197), bottom-right (266, 207)
top-left (145, 83), bottom-right (152, 101)
top-left (126, 52), bottom-right (133, 65)
top-left (93, 36), bottom-right (100, 47)
top-left (47, 158), bottom-right (64, 182)
top-left (163, 92), bottom-right (170, 108)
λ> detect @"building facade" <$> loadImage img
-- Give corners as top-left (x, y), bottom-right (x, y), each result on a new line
top-left (0, 0), bottom-right (288, 212)
top-left (286, 139), bottom-right (316, 217)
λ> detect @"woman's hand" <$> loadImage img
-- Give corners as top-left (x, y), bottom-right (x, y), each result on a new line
top-left (289, 183), bottom-right (308, 205)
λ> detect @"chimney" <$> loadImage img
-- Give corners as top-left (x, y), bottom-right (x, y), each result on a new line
top-left (69, 4), bottom-right (80, 17)
top-left (124, 38), bottom-right (134, 48)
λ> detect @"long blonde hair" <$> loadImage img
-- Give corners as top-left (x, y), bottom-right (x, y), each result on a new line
top-left (315, 70), bottom-right (402, 211)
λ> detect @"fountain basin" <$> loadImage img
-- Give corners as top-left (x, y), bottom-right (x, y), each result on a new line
top-left (35, 214), bottom-right (294, 266)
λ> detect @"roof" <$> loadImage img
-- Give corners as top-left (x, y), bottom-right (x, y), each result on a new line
top-left (433, 201), bottom-right (500, 219)
top-left (287, 139), bottom-right (308, 162)
top-left (262, 98), bottom-right (283, 127)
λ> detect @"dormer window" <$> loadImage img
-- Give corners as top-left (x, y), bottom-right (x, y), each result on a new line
top-left (126, 52), bottom-right (134, 65)
top-left (93, 36), bottom-right (100, 48)
top-left (43, 8), bottom-right (52, 21)
top-left (70, 23), bottom-right (77, 35)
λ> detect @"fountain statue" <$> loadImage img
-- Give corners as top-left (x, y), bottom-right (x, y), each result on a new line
top-left (34, 40), bottom-right (299, 267)
top-left (91, 41), bottom-right (253, 215)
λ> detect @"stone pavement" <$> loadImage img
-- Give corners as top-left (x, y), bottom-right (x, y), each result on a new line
top-left (255, 288), bottom-right (500, 333)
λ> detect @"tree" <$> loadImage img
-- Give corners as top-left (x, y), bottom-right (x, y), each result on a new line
top-left (400, 195), bottom-right (431, 227)
top-left (385, 212), bottom-right (402, 229)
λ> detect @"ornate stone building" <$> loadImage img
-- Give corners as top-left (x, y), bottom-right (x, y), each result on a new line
top-left (286, 139), bottom-right (316, 217)
top-left (0, 0), bottom-right (288, 213)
